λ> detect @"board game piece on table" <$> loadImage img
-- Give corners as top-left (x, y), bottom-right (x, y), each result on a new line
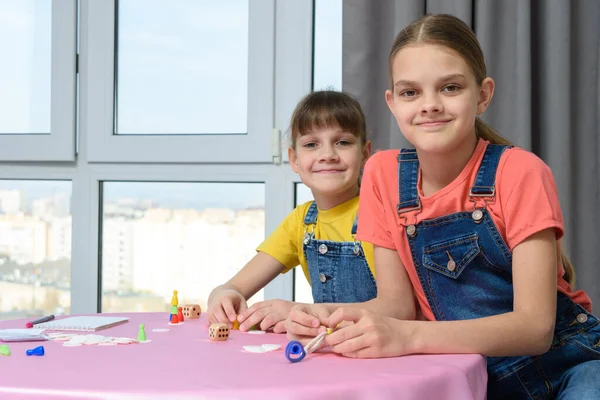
top-left (26, 346), bottom-right (45, 356)
top-left (177, 306), bottom-right (185, 323)
top-left (138, 324), bottom-right (146, 342)
top-left (169, 304), bottom-right (178, 323)
top-left (183, 304), bottom-right (201, 319)
top-left (170, 314), bottom-right (180, 324)
top-left (0, 344), bottom-right (10, 356)
top-left (209, 323), bottom-right (230, 341)
top-left (171, 290), bottom-right (179, 306)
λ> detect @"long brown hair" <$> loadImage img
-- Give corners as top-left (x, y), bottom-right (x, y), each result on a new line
top-left (387, 14), bottom-right (575, 285)
top-left (289, 90), bottom-right (368, 149)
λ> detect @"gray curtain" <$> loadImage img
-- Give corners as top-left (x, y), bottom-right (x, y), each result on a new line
top-left (343, 0), bottom-right (600, 307)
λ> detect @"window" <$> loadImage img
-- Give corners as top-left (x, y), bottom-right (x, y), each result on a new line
top-left (84, 0), bottom-right (281, 163)
top-left (0, 0), bottom-right (76, 161)
top-left (115, 1), bottom-right (248, 135)
top-left (0, 1), bottom-right (314, 315)
top-left (0, 179), bottom-right (72, 320)
top-left (313, 0), bottom-right (343, 91)
top-left (294, 183), bottom-right (313, 303)
top-left (101, 181), bottom-right (265, 312)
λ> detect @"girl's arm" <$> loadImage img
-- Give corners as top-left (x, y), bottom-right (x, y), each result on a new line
top-left (364, 246), bottom-right (416, 320)
top-left (296, 245), bottom-right (416, 324)
top-left (327, 228), bottom-right (558, 357)
top-left (208, 251), bottom-right (284, 302)
top-left (207, 252), bottom-right (285, 322)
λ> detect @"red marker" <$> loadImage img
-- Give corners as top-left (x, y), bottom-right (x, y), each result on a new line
top-left (26, 315), bottom-right (55, 328)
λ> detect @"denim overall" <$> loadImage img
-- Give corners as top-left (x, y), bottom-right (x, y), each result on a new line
top-left (397, 145), bottom-right (600, 399)
top-left (302, 201), bottom-right (377, 303)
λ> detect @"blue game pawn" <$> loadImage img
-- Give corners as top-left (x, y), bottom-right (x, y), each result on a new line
top-left (26, 346), bottom-right (45, 356)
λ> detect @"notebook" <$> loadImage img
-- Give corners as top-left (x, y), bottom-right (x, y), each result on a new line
top-left (35, 316), bottom-right (129, 332)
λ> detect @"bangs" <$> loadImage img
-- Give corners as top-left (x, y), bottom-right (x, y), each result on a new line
top-left (291, 91), bottom-right (366, 143)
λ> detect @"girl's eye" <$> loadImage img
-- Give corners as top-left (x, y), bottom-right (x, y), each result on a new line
top-left (400, 90), bottom-right (417, 97)
top-left (303, 142), bottom-right (317, 148)
top-left (442, 85), bottom-right (460, 93)
top-left (337, 140), bottom-right (352, 146)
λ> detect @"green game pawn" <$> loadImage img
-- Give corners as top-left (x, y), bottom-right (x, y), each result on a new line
top-left (138, 324), bottom-right (146, 342)
top-left (0, 344), bottom-right (10, 356)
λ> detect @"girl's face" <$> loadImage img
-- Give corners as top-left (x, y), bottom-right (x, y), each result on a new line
top-left (288, 126), bottom-right (371, 207)
top-left (385, 44), bottom-right (493, 155)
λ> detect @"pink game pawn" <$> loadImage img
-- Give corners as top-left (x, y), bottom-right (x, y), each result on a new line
top-left (177, 306), bottom-right (184, 323)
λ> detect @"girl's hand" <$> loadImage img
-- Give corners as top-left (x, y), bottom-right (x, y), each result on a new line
top-left (206, 289), bottom-right (248, 326)
top-left (237, 299), bottom-right (295, 333)
top-left (285, 303), bottom-right (333, 346)
top-left (325, 307), bottom-right (411, 358)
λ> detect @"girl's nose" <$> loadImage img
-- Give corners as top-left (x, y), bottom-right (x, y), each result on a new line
top-left (419, 93), bottom-right (444, 114)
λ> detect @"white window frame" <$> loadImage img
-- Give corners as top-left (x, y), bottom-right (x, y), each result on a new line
top-left (0, 0), bottom-right (77, 162)
top-left (83, 0), bottom-right (277, 164)
top-left (0, 0), bottom-right (313, 315)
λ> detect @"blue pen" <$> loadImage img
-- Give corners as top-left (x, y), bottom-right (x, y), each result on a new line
top-left (26, 314), bottom-right (55, 328)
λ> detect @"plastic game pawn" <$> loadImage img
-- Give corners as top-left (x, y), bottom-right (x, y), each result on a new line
top-left (0, 344), bottom-right (10, 356)
top-left (26, 346), bottom-right (44, 356)
top-left (171, 313), bottom-right (179, 324)
top-left (177, 306), bottom-right (184, 323)
top-left (171, 290), bottom-right (179, 307)
top-left (138, 324), bottom-right (147, 342)
top-left (169, 304), bottom-right (178, 323)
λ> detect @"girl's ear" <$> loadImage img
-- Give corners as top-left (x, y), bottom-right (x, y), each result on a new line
top-left (288, 147), bottom-right (300, 173)
top-left (362, 140), bottom-right (372, 167)
top-left (477, 77), bottom-right (495, 114)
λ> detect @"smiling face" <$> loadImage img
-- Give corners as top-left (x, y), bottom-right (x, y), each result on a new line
top-left (289, 126), bottom-right (371, 208)
top-left (385, 44), bottom-right (493, 155)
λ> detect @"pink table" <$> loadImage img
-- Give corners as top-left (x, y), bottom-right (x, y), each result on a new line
top-left (0, 313), bottom-right (487, 399)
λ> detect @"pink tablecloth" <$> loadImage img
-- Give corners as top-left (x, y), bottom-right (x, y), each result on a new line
top-left (0, 313), bottom-right (487, 399)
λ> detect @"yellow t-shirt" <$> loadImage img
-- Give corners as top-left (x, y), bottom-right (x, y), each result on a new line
top-left (257, 196), bottom-right (375, 285)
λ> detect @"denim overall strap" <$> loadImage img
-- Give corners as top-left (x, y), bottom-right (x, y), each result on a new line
top-left (303, 201), bottom-right (318, 225)
top-left (469, 144), bottom-right (512, 198)
top-left (397, 149), bottom-right (421, 214)
top-left (302, 201), bottom-right (376, 304)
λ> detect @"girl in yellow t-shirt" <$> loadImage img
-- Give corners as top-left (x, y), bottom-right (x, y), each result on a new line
top-left (206, 90), bottom-right (376, 332)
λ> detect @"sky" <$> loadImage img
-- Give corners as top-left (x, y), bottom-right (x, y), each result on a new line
top-left (0, 0), bottom-right (341, 209)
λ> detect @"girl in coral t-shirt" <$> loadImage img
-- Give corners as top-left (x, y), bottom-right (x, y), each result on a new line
top-left (286, 14), bottom-right (600, 399)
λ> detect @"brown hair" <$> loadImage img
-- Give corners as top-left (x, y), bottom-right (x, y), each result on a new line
top-left (387, 14), bottom-right (575, 285)
top-left (289, 90), bottom-right (368, 149)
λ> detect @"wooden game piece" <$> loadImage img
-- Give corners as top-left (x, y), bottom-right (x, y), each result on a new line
top-left (209, 323), bottom-right (230, 341)
top-left (183, 304), bottom-right (201, 319)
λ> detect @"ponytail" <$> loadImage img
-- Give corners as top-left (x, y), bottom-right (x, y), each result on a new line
top-left (559, 241), bottom-right (576, 287)
top-left (474, 117), bottom-right (512, 145)
top-left (475, 117), bottom-right (577, 287)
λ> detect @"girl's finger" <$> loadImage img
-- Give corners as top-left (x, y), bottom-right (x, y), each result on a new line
top-left (286, 321), bottom-right (321, 338)
top-left (212, 306), bottom-right (229, 325)
top-left (328, 307), bottom-right (364, 328)
top-left (289, 308), bottom-right (320, 329)
top-left (325, 322), bottom-right (361, 347)
top-left (272, 320), bottom-right (287, 333)
top-left (329, 333), bottom-right (368, 355)
top-left (222, 299), bottom-right (238, 322)
top-left (239, 309), bottom-right (267, 331)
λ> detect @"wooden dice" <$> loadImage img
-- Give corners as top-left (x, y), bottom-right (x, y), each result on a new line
top-left (183, 304), bottom-right (201, 319)
top-left (209, 323), bottom-right (230, 341)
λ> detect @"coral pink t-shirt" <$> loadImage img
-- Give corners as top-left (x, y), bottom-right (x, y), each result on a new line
top-left (357, 138), bottom-right (592, 321)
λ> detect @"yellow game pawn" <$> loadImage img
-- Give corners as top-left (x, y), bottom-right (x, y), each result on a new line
top-left (232, 317), bottom-right (240, 330)
top-left (171, 290), bottom-right (179, 306)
